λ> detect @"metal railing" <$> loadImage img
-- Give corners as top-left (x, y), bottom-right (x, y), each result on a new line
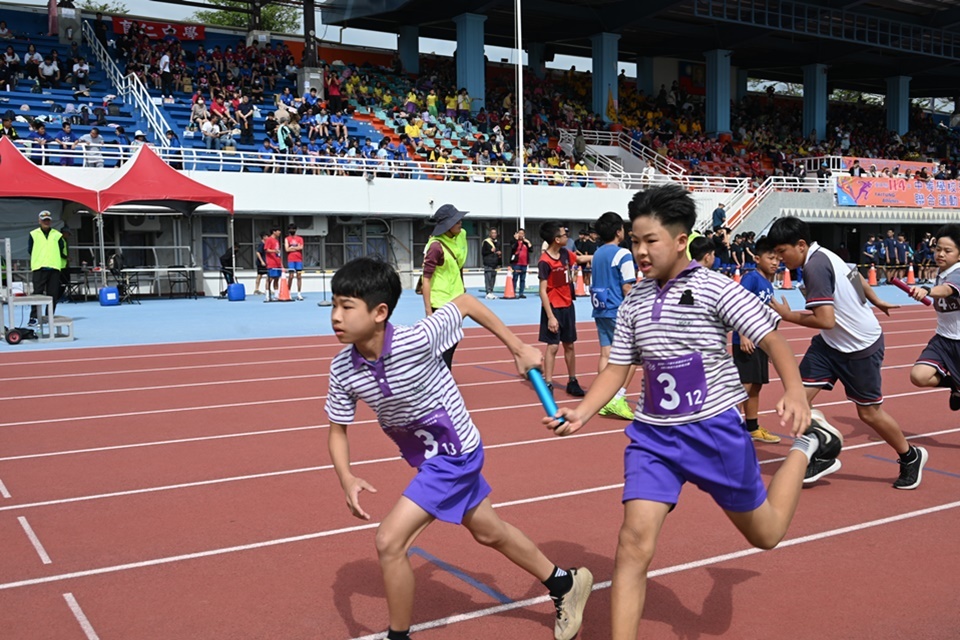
top-left (726, 176), bottom-right (835, 229)
top-left (560, 128), bottom-right (687, 177)
top-left (81, 19), bottom-right (171, 147)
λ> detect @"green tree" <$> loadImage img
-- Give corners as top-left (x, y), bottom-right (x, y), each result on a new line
top-left (78, 1), bottom-right (129, 14)
top-left (191, 1), bottom-right (301, 33)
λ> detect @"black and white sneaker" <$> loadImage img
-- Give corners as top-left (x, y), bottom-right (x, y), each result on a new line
top-left (949, 390), bottom-right (960, 412)
top-left (893, 445), bottom-right (929, 490)
top-left (802, 410), bottom-right (844, 484)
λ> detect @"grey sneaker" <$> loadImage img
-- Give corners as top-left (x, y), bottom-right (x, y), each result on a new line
top-left (552, 567), bottom-right (593, 640)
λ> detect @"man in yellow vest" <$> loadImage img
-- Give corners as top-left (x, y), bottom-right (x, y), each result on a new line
top-left (420, 204), bottom-right (468, 368)
top-left (27, 210), bottom-right (67, 327)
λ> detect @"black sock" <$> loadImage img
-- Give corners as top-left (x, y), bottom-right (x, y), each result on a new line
top-left (386, 629), bottom-right (411, 640)
top-left (746, 418), bottom-right (759, 432)
top-left (542, 565), bottom-right (573, 597)
top-left (900, 446), bottom-right (917, 463)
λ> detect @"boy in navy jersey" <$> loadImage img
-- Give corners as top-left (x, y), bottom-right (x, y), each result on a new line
top-left (327, 258), bottom-right (592, 640)
top-left (733, 236), bottom-right (781, 443)
top-left (546, 185), bottom-right (838, 640)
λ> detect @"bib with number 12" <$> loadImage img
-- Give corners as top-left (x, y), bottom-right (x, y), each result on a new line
top-left (642, 353), bottom-right (708, 417)
top-left (383, 407), bottom-right (463, 468)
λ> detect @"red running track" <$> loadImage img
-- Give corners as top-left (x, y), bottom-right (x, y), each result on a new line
top-left (0, 307), bottom-right (958, 639)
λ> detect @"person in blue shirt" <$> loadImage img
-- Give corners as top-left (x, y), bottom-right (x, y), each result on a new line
top-left (896, 233), bottom-right (911, 279)
top-left (165, 129), bottom-right (183, 170)
top-left (304, 87), bottom-right (319, 107)
top-left (732, 236), bottom-right (781, 444)
top-left (862, 233), bottom-right (879, 272)
top-left (329, 110), bottom-right (346, 140)
top-left (712, 202), bottom-right (726, 231)
top-left (279, 87), bottom-right (294, 107)
top-left (882, 228), bottom-right (899, 283)
top-left (28, 122), bottom-right (54, 165)
top-left (590, 211), bottom-right (638, 420)
top-left (55, 122), bottom-right (79, 166)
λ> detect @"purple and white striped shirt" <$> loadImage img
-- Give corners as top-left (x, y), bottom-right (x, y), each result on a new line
top-left (325, 303), bottom-right (481, 465)
top-left (609, 262), bottom-right (779, 426)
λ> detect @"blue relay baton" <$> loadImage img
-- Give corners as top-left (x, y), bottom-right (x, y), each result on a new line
top-left (527, 368), bottom-right (565, 425)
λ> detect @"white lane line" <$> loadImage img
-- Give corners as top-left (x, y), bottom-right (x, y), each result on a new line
top-left (0, 428), bottom-right (625, 513)
top-left (0, 342), bottom-right (935, 428)
top-left (17, 516), bottom-right (52, 564)
top-left (350, 499), bottom-right (960, 640)
top-left (1, 415), bottom-right (956, 516)
top-left (63, 593), bottom-right (100, 640)
top-left (0, 478), bottom-right (10, 498)
top-left (0, 483), bottom-right (622, 592)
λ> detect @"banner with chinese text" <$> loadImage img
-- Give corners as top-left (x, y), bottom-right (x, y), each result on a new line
top-left (113, 19), bottom-right (205, 41)
top-left (836, 176), bottom-right (960, 208)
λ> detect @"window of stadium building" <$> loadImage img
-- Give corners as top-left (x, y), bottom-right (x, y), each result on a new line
top-left (322, 218), bottom-right (391, 269)
top-left (202, 215), bottom-right (285, 270)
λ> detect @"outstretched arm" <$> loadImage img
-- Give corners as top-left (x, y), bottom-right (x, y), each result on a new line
top-left (450, 294), bottom-right (541, 375)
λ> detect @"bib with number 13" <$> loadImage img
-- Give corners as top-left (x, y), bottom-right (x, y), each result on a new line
top-left (642, 353), bottom-right (708, 417)
top-left (384, 407), bottom-right (463, 468)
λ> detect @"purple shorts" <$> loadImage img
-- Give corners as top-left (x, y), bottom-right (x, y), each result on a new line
top-left (623, 408), bottom-right (767, 513)
top-left (403, 444), bottom-right (491, 524)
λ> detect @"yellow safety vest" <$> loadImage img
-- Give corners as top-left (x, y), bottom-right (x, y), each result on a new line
top-left (425, 230), bottom-right (467, 308)
top-left (30, 227), bottom-right (64, 271)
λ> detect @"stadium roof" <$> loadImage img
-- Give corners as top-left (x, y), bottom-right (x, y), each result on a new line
top-left (318, 0), bottom-right (960, 96)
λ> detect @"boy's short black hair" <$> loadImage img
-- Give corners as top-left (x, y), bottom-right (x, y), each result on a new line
top-left (269, 226), bottom-right (281, 234)
top-left (754, 235), bottom-right (776, 255)
top-left (331, 257), bottom-right (402, 319)
top-left (935, 224), bottom-right (960, 249)
top-left (628, 184), bottom-right (697, 235)
top-left (767, 216), bottom-right (812, 246)
top-left (539, 221), bottom-right (565, 244)
top-left (689, 236), bottom-right (714, 262)
top-left (595, 211), bottom-right (624, 243)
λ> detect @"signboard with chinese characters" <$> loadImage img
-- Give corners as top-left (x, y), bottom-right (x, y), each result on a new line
top-left (113, 19), bottom-right (205, 41)
top-left (836, 176), bottom-right (960, 208)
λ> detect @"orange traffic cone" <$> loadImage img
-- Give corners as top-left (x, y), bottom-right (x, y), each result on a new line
top-left (733, 267), bottom-right (741, 284)
top-left (503, 271), bottom-right (516, 299)
top-left (277, 273), bottom-right (293, 301)
top-left (781, 267), bottom-right (793, 290)
top-left (575, 267), bottom-right (586, 297)
top-left (868, 264), bottom-right (878, 286)
top-left (907, 263), bottom-right (916, 285)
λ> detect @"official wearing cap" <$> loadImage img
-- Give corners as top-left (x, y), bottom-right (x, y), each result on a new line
top-left (27, 210), bottom-right (67, 327)
top-left (421, 204), bottom-right (468, 368)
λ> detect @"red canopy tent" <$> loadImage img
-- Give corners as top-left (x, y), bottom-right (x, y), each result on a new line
top-left (97, 144), bottom-right (234, 214)
top-left (94, 145), bottom-right (235, 287)
top-left (0, 136), bottom-right (100, 211)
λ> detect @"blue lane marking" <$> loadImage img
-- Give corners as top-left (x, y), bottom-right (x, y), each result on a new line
top-left (408, 547), bottom-right (514, 604)
top-left (472, 364), bottom-right (520, 379)
top-left (863, 454), bottom-right (960, 480)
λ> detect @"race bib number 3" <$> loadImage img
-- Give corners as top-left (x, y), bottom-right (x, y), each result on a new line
top-left (383, 407), bottom-right (463, 467)
top-left (642, 353), bottom-right (708, 417)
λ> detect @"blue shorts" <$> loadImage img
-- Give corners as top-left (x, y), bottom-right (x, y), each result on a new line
top-left (622, 408), bottom-right (767, 513)
top-left (595, 317), bottom-right (616, 347)
top-left (287, 261), bottom-right (303, 271)
top-left (268, 268), bottom-right (282, 278)
top-left (800, 334), bottom-right (884, 405)
top-left (403, 444), bottom-right (491, 524)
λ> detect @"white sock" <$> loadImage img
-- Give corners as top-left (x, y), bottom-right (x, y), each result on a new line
top-left (616, 387), bottom-right (626, 400)
top-left (790, 434), bottom-right (820, 462)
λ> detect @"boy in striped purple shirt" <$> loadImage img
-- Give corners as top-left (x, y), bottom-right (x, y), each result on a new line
top-left (545, 185), bottom-right (841, 640)
top-left (326, 258), bottom-right (592, 640)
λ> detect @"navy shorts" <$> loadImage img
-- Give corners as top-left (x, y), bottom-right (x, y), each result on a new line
top-left (622, 408), bottom-right (767, 513)
top-left (595, 317), bottom-right (616, 347)
top-left (916, 334), bottom-right (960, 381)
top-left (403, 444), bottom-right (491, 524)
top-left (733, 343), bottom-right (769, 385)
top-left (800, 334), bottom-right (884, 405)
top-left (539, 305), bottom-right (577, 345)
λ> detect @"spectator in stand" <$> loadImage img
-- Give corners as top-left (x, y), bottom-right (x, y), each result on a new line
top-left (849, 159), bottom-right (866, 176)
top-left (202, 115), bottom-right (223, 150)
top-left (77, 127), bottom-right (104, 167)
top-left (0, 20), bottom-right (14, 39)
top-left (190, 97), bottom-right (209, 128)
top-left (28, 122), bottom-right (53, 165)
top-left (23, 44), bottom-right (42, 80)
top-left (165, 129), bottom-right (183, 170)
top-left (38, 55), bottom-right (60, 88)
top-left (236, 94), bottom-right (254, 145)
top-left (55, 123), bottom-right (79, 166)
top-left (92, 12), bottom-right (109, 49)
top-left (1, 115), bottom-right (19, 141)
